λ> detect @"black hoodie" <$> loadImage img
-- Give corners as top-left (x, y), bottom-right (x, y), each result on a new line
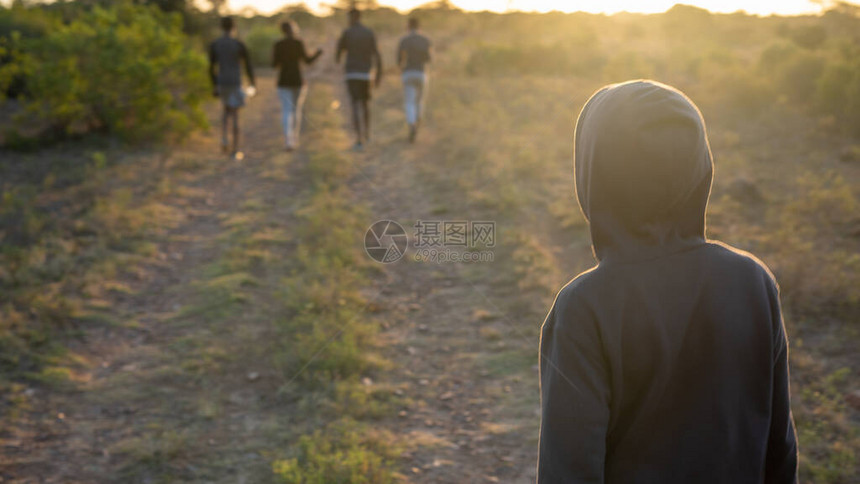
top-left (537, 80), bottom-right (798, 483)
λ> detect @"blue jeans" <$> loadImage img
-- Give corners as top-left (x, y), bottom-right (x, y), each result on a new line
top-left (277, 86), bottom-right (306, 147)
top-left (402, 71), bottom-right (426, 126)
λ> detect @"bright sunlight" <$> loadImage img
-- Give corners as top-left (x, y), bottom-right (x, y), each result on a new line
top-left (225, 0), bottom-right (829, 16)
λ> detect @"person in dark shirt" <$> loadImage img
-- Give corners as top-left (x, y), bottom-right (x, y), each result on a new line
top-left (209, 16), bottom-right (255, 160)
top-left (272, 20), bottom-right (322, 151)
top-left (538, 80), bottom-right (798, 483)
top-left (336, 8), bottom-right (382, 151)
top-left (397, 17), bottom-right (431, 143)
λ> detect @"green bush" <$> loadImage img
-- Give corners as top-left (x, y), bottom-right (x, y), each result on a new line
top-left (759, 41), bottom-right (800, 72)
top-left (245, 24), bottom-right (280, 68)
top-left (466, 41), bottom-right (603, 77)
top-left (758, 42), bottom-right (825, 105)
top-left (782, 23), bottom-right (828, 50)
top-left (7, 3), bottom-right (208, 143)
top-left (816, 57), bottom-right (860, 135)
top-left (777, 51), bottom-right (826, 104)
top-left (0, 5), bottom-right (54, 40)
top-left (0, 5), bottom-right (56, 98)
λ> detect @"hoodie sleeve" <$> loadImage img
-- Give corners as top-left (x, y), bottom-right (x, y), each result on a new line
top-left (764, 280), bottom-right (798, 484)
top-left (538, 294), bottom-right (610, 483)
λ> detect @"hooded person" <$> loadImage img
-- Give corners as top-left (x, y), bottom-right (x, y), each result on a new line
top-left (537, 80), bottom-right (798, 483)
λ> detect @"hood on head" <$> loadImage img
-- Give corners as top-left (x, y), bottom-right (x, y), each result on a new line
top-left (574, 80), bottom-right (714, 262)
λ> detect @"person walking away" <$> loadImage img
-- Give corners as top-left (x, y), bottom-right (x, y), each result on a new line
top-left (272, 20), bottom-right (322, 151)
top-left (336, 8), bottom-right (382, 151)
top-left (209, 16), bottom-right (255, 160)
top-left (537, 80), bottom-right (798, 483)
top-left (397, 17), bottom-right (431, 143)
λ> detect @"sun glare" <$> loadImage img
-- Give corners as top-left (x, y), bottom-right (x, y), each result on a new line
top-left (224, 0), bottom-right (829, 16)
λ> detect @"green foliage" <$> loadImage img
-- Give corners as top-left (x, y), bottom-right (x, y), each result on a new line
top-left (272, 420), bottom-right (400, 484)
top-left (777, 51), bottom-right (826, 103)
top-left (268, 85), bottom-right (397, 481)
top-left (795, 367), bottom-right (859, 482)
top-left (766, 171), bottom-right (860, 309)
top-left (277, 150), bottom-right (375, 383)
top-left (452, 8), bottom-right (860, 133)
top-left (0, 149), bottom-right (181, 387)
top-left (466, 40), bottom-right (603, 77)
top-left (245, 24), bottom-right (280, 68)
top-left (0, 5), bottom-right (55, 39)
top-left (815, 54), bottom-right (860, 135)
top-left (3, 3), bottom-right (208, 143)
top-left (661, 4), bottom-right (714, 38)
top-left (780, 23), bottom-right (828, 50)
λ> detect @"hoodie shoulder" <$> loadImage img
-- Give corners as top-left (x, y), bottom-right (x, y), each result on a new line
top-left (546, 266), bottom-right (602, 325)
top-left (557, 265), bottom-right (600, 296)
top-left (705, 241), bottom-right (779, 291)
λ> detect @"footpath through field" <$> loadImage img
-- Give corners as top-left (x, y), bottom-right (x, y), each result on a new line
top-left (2, 70), bottom-right (316, 482)
top-left (2, 69), bottom-right (560, 483)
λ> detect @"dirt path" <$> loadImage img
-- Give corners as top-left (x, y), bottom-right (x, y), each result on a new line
top-left (346, 80), bottom-right (543, 483)
top-left (2, 70), bottom-right (552, 483)
top-left (2, 72), bottom-right (313, 482)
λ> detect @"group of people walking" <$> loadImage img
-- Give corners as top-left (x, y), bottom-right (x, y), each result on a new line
top-left (208, 9), bottom-right (431, 158)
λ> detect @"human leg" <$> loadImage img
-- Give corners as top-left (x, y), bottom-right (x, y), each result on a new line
top-left (291, 86), bottom-right (307, 147)
top-left (347, 81), bottom-right (363, 144)
top-left (362, 98), bottom-right (370, 143)
top-left (415, 76), bottom-right (426, 124)
top-left (231, 107), bottom-right (240, 153)
top-left (221, 105), bottom-right (230, 151)
top-left (277, 87), bottom-right (294, 148)
top-left (404, 79), bottom-right (418, 127)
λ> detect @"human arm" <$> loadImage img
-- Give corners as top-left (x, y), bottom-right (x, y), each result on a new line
top-left (537, 295), bottom-right (610, 483)
top-left (272, 41), bottom-right (280, 68)
top-left (208, 42), bottom-right (218, 96)
top-left (300, 40), bottom-right (322, 64)
top-left (397, 39), bottom-right (405, 70)
top-left (372, 33), bottom-right (383, 87)
top-left (425, 39), bottom-right (432, 64)
top-left (336, 32), bottom-right (345, 64)
top-left (239, 41), bottom-right (255, 87)
top-left (764, 281), bottom-right (799, 484)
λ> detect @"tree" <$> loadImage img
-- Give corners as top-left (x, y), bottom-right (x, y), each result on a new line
top-left (205, 0), bottom-right (227, 14)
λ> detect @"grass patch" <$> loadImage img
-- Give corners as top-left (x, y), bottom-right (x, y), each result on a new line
top-left (482, 349), bottom-right (535, 378)
top-left (268, 84), bottom-right (398, 481)
top-left (0, 149), bottom-right (187, 393)
top-left (272, 419), bottom-right (402, 484)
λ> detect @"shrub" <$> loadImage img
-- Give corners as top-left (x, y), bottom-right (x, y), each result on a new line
top-left (466, 41), bottom-right (603, 77)
top-left (245, 24), bottom-right (280, 68)
top-left (766, 171), bottom-right (860, 309)
top-left (759, 41), bottom-right (800, 72)
top-left (759, 42), bottom-right (825, 105)
top-left (777, 51), bottom-right (826, 104)
top-left (815, 57), bottom-right (860, 135)
top-left (0, 31), bottom-right (27, 100)
top-left (661, 4), bottom-right (713, 39)
top-left (602, 50), bottom-right (656, 82)
top-left (0, 5), bottom-right (55, 99)
top-left (10, 3), bottom-right (208, 143)
top-left (783, 24), bottom-right (827, 50)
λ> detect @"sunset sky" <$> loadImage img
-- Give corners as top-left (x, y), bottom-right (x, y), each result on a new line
top-left (221, 0), bottom-right (834, 16)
